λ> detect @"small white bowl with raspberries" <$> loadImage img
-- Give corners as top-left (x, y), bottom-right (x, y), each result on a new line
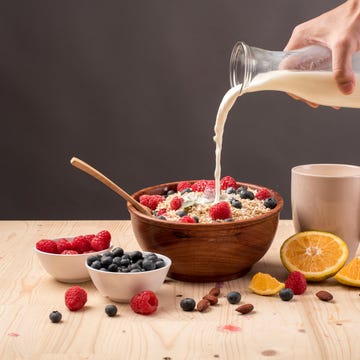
top-left (34, 230), bottom-right (112, 283)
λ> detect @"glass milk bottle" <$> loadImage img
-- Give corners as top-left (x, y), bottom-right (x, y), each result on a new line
top-left (229, 41), bottom-right (360, 108)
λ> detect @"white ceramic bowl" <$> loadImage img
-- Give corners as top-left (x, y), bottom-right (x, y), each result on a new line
top-left (34, 237), bottom-right (112, 283)
top-left (86, 252), bottom-right (171, 303)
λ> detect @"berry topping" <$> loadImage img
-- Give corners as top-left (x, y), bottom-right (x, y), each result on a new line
top-left (209, 201), bottom-right (232, 220)
top-left (226, 291), bottom-right (241, 304)
top-left (170, 196), bottom-right (184, 210)
top-left (264, 197), bottom-right (277, 209)
top-left (49, 310), bottom-right (62, 323)
top-left (192, 180), bottom-right (215, 192)
top-left (220, 176), bottom-right (238, 190)
top-left (285, 271), bottom-right (307, 295)
top-left (239, 189), bottom-right (255, 200)
top-left (105, 304), bottom-right (118, 317)
top-left (255, 188), bottom-right (272, 200)
top-left (36, 239), bottom-right (58, 254)
top-left (130, 290), bottom-right (158, 315)
top-left (177, 181), bottom-right (192, 192)
top-left (64, 286), bottom-right (87, 311)
top-left (180, 298), bottom-right (196, 311)
top-left (279, 288), bottom-right (294, 301)
top-left (139, 194), bottom-right (164, 210)
top-left (178, 215), bottom-right (196, 223)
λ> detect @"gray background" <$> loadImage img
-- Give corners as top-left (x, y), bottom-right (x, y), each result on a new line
top-left (1, 0), bottom-right (358, 220)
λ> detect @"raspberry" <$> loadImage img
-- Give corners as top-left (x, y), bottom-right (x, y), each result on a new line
top-left (170, 196), bottom-right (183, 210)
top-left (178, 215), bottom-right (196, 223)
top-left (36, 239), bottom-right (58, 254)
top-left (96, 230), bottom-right (111, 242)
top-left (255, 188), bottom-right (272, 200)
top-left (64, 286), bottom-right (87, 311)
top-left (285, 271), bottom-right (307, 295)
top-left (192, 180), bottom-right (214, 192)
top-left (177, 181), bottom-right (192, 192)
top-left (91, 235), bottom-right (110, 251)
top-left (61, 250), bottom-right (79, 255)
top-left (139, 194), bottom-right (164, 210)
top-left (130, 290), bottom-right (158, 315)
top-left (56, 238), bottom-right (73, 253)
top-left (220, 176), bottom-right (238, 190)
top-left (72, 235), bottom-right (92, 254)
top-left (84, 234), bottom-right (95, 244)
top-left (209, 201), bottom-right (232, 220)
top-left (156, 208), bottom-right (167, 216)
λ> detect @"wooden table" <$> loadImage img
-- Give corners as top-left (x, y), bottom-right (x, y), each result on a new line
top-left (1, 220), bottom-right (359, 359)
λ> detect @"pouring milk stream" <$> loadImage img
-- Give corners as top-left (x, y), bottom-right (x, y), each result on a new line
top-left (214, 42), bottom-right (360, 202)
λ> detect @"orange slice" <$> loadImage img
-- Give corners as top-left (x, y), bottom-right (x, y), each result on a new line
top-left (280, 231), bottom-right (348, 281)
top-left (249, 272), bottom-right (285, 295)
top-left (334, 256), bottom-right (360, 287)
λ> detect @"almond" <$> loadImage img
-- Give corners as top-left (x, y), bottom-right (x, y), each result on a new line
top-left (197, 299), bottom-right (210, 312)
top-left (208, 287), bottom-right (221, 297)
top-left (202, 294), bottom-right (218, 305)
top-left (236, 303), bottom-right (254, 314)
top-left (316, 290), bottom-right (333, 302)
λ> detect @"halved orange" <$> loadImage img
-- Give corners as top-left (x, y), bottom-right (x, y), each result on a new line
top-left (249, 272), bottom-right (285, 295)
top-left (280, 231), bottom-right (348, 281)
top-left (334, 256), bottom-right (360, 287)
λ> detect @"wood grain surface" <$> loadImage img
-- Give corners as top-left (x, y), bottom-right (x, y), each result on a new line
top-left (1, 220), bottom-right (359, 359)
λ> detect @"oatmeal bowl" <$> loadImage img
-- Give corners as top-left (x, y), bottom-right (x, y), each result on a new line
top-left (127, 176), bottom-right (283, 282)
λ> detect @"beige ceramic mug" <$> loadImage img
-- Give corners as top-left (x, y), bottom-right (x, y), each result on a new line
top-left (291, 164), bottom-right (360, 259)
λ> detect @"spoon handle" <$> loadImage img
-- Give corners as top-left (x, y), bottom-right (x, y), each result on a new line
top-left (70, 157), bottom-right (151, 216)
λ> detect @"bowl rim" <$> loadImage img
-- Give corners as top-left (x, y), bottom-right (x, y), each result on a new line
top-left (127, 180), bottom-right (283, 227)
top-left (85, 251), bottom-right (172, 275)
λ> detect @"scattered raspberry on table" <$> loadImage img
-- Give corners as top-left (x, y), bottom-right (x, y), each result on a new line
top-left (130, 290), bottom-right (159, 315)
top-left (65, 286), bottom-right (88, 311)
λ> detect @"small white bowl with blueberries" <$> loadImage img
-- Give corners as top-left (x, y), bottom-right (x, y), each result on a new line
top-left (86, 247), bottom-right (171, 303)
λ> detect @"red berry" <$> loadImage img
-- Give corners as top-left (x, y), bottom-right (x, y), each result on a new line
top-left (96, 230), bottom-right (111, 242)
top-left (91, 235), bottom-right (110, 251)
top-left (130, 290), bottom-right (158, 315)
top-left (64, 286), bottom-right (87, 311)
top-left (56, 238), bottom-right (73, 253)
top-left (220, 176), bottom-right (238, 190)
top-left (72, 235), bottom-right (92, 254)
top-left (36, 239), bottom-right (58, 254)
top-left (156, 208), bottom-right (167, 216)
top-left (61, 250), bottom-right (79, 255)
top-left (192, 180), bottom-right (214, 192)
top-left (285, 271), bottom-right (307, 295)
top-left (178, 215), bottom-right (196, 223)
top-left (209, 201), bottom-right (232, 220)
top-left (255, 188), bottom-right (272, 200)
top-left (84, 234), bottom-right (95, 244)
top-left (170, 196), bottom-right (184, 210)
top-left (139, 195), bottom-right (164, 210)
top-left (177, 181), bottom-right (192, 192)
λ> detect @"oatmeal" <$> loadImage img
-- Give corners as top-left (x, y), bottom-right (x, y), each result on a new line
top-left (139, 176), bottom-right (277, 224)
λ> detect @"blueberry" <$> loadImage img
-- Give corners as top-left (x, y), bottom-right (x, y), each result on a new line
top-left (155, 259), bottom-right (166, 269)
top-left (112, 247), bottom-right (124, 257)
top-left (100, 255), bottom-right (113, 267)
top-left (105, 304), bottom-right (118, 317)
top-left (127, 251), bottom-right (143, 262)
top-left (145, 253), bottom-right (158, 261)
top-left (230, 199), bottom-right (242, 209)
top-left (90, 260), bottom-right (102, 270)
top-left (192, 216), bottom-right (199, 223)
top-left (112, 256), bottom-right (123, 267)
top-left (102, 250), bottom-right (113, 258)
top-left (264, 197), bottom-right (277, 209)
top-left (120, 266), bottom-right (130, 272)
top-left (224, 218), bottom-right (234, 222)
top-left (236, 186), bottom-right (247, 194)
top-left (176, 210), bottom-right (188, 217)
top-left (142, 258), bottom-right (156, 271)
top-left (108, 263), bottom-right (118, 272)
top-left (49, 310), bottom-right (62, 323)
top-left (129, 263), bottom-right (142, 271)
top-left (167, 189), bottom-right (176, 196)
top-left (180, 298), bottom-right (196, 311)
top-left (87, 254), bottom-right (100, 266)
top-left (130, 268), bottom-right (142, 272)
top-left (279, 288), bottom-right (294, 301)
top-left (239, 189), bottom-right (254, 200)
top-left (120, 257), bottom-right (131, 267)
top-left (157, 216), bottom-right (167, 220)
top-left (226, 187), bottom-right (236, 194)
top-left (226, 291), bottom-right (241, 304)
top-left (181, 188), bottom-right (192, 195)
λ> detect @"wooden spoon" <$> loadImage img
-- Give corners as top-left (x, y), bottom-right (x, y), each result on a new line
top-left (70, 157), bottom-right (152, 216)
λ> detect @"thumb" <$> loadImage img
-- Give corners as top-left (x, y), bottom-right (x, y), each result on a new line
top-left (332, 45), bottom-right (355, 94)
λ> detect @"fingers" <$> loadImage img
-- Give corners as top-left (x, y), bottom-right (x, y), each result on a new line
top-left (332, 41), bottom-right (356, 94)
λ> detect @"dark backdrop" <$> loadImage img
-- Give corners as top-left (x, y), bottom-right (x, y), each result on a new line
top-left (1, 0), bottom-right (358, 220)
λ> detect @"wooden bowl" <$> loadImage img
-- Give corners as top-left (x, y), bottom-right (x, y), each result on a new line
top-left (127, 181), bottom-right (283, 282)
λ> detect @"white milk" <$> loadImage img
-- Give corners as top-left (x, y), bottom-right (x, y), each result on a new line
top-left (213, 70), bottom-right (360, 202)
